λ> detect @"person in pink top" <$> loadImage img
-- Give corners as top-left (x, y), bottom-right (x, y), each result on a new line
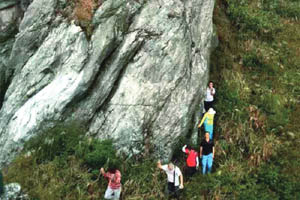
top-left (100, 163), bottom-right (122, 200)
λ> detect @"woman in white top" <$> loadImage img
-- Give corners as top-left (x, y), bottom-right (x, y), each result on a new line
top-left (204, 81), bottom-right (216, 112)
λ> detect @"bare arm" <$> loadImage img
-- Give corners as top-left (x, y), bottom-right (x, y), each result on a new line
top-left (157, 160), bottom-right (163, 170)
top-left (199, 146), bottom-right (203, 158)
top-left (179, 174), bottom-right (184, 188)
top-left (100, 168), bottom-right (105, 176)
top-left (213, 147), bottom-right (215, 159)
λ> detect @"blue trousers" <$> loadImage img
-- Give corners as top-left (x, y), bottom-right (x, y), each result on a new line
top-left (202, 153), bottom-right (213, 174)
top-left (204, 123), bottom-right (213, 139)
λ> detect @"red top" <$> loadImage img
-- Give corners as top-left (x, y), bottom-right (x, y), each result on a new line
top-left (185, 149), bottom-right (198, 167)
top-left (103, 170), bottom-right (121, 189)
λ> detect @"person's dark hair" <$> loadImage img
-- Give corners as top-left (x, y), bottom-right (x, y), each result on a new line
top-left (107, 160), bottom-right (119, 173)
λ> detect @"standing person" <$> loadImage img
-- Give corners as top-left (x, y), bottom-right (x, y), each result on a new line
top-left (100, 162), bottom-right (122, 200)
top-left (157, 160), bottom-right (184, 199)
top-left (204, 81), bottom-right (216, 112)
top-left (182, 145), bottom-right (199, 177)
top-left (200, 132), bottom-right (215, 174)
top-left (198, 108), bottom-right (216, 139)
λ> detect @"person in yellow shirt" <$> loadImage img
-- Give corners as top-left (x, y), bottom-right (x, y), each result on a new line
top-left (198, 108), bottom-right (216, 139)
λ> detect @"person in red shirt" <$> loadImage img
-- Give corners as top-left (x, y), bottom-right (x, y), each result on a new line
top-left (182, 145), bottom-right (199, 177)
top-left (100, 163), bottom-right (122, 200)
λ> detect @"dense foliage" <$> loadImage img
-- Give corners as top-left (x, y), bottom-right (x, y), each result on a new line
top-left (3, 0), bottom-right (300, 199)
top-left (0, 170), bottom-right (3, 195)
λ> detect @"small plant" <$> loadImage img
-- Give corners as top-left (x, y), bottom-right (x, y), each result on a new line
top-left (75, 139), bottom-right (117, 170)
top-left (262, 0), bottom-right (300, 19)
top-left (73, 0), bottom-right (97, 37)
top-left (57, 0), bottom-right (100, 39)
top-left (225, 0), bottom-right (280, 39)
top-left (243, 51), bottom-right (264, 68)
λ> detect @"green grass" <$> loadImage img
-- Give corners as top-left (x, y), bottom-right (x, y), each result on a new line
top-left (209, 0), bottom-right (300, 198)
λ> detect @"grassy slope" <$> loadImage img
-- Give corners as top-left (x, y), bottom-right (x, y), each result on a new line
top-left (3, 0), bottom-right (300, 199)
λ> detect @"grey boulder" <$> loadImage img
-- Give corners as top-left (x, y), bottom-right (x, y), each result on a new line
top-left (0, 0), bottom-right (216, 166)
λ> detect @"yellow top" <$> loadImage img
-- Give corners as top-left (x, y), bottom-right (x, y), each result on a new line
top-left (198, 113), bottom-right (214, 127)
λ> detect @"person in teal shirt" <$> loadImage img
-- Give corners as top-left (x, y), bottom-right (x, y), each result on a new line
top-left (198, 108), bottom-right (216, 139)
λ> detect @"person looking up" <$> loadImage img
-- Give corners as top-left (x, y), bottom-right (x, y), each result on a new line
top-left (204, 81), bottom-right (215, 112)
top-left (157, 160), bottom-right (184, 199)
top-left (200, 132), bottom-right (215, 174)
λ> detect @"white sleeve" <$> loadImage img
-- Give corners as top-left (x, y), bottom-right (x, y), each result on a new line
top-left (176, 167), bottom-right (182, 176)
top-left (182, 145), bottom-right (187, 153)
top-left (213, 88), bottom-right (216, 94)
top-left (196, 157), bottom-right (199, 167)
top-left (161, 165), bottom-right (168, 172)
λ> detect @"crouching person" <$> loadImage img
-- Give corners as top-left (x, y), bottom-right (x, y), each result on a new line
top-left (100, 162), bottom-right (121, 200)
top-left (157, 160), bottom-right (184, 199)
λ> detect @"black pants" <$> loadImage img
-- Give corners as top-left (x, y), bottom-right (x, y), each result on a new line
top-left (165, 182), bottom-right (180, 199)
top-left (204, 101), bottom-right (214, 112)
top-left (186, 166), bottom-right (197, 177)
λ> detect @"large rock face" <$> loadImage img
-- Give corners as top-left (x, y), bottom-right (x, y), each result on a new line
top-left (0, 0), bottom-right (215, 166)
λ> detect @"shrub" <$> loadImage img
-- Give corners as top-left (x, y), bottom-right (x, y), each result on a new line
top-left (75, 139), bottom-right (117, 170)
top-left (257, 164), bottom-right (299, 200)
top-left (24, 122), bottom-right (86, 163)
top-left (0, 170), bottom-right (3, 195)
top-left (243, 51), bottom-right (264, 68)
top-left (225, 0), bottom-right (280, 39)
top-left (262, 0), bottom-right (300, 19)
top-left (260, 93), bottom-right (289, 129)
top-left (57, 0), bottom-right (99, 38)
top-left (73, 0), bottom-right (97, 36)
top-left (215, 80), bottom-right (244, 113)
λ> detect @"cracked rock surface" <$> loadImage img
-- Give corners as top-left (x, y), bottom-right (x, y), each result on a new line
top-left (0, 0), bottom-right (215, 166)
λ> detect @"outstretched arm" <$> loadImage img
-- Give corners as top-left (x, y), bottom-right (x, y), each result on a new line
top-left (157, 160), bottom-right (163, 170)
top-left (100, 168), bottom-right (105, 175)
top-left (100, 167), bottom-right (108, 178)
top-left (198, 114), bottom-right (207, 128)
